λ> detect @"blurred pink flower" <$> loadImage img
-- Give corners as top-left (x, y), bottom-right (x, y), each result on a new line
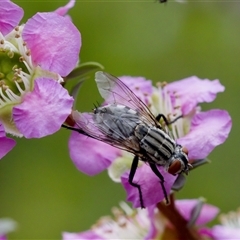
top-left (211, 208), bottom-right (240, 239)
top-left (62, 199), bottom-right (219, 239)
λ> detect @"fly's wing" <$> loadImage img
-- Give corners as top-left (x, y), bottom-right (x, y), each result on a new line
top-left (95, 71), bottom-right (159, 127)
top-left (72, 111), bottom-right (142, 155)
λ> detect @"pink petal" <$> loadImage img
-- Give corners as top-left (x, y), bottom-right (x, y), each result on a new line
top-left (0, 138), bottom-right (16, 159)
top-left (22, 12), bottom-right (81, 77)
top-left (198, 228), bottom-right (214, 238)
top-left (0, 123), bottom-right (16, 159)
top-left (121, 164), bottom-right (177, 208)
top-left (118, 76), bottom-right (153, 105)
top-left (55, 0), bottom-right (75, 16)
top-left (211, 225), bottom-right (240, 239)
top-left (178, 109), bottom-right (232, 160)
top-left (68, 130), bottom-right (121, 175)
top-left (0, 0), bottom-right (23, 35)
top-left (0, 123), bottom-right (5, 138)
top-left (12, 78), bottom-right (73, 138)
top-left (145, 206), bottom-right (158, 240)
top-left (166, 77), bottom-right (225, 115)
top-left (175, 199), bottom-right (219, 226)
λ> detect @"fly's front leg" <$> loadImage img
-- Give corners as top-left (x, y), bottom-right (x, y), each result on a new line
top-left (149, 163), bottom-right (169, 204)
top-left (129, 156), bottom-right (145, 208)
top-left (155, 113), bottom-right (183, 125)
top-left (62, 124), bottom-right (86, 135)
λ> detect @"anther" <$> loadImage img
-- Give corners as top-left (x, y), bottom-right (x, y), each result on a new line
top-left (15, 34), bottom-right (20, 38)
top-left (0, 39), bottom-right (4, 44)
top-left (7, 51), bottom-right (14, 58)
top-left (12, 76), bottom-right (17, 81)
top-left (161, 81), bottom-right (168, 87)
top-left (173, 93), bottom-right (180, 98)
top-left (14, 26), bottom-right (19, 31)
top-left (12, 65), bottom-right (18, 71)
top-left (26, 49), bottom-right (31, 56)
top-left (2, 85), bottom-right (9, 91)
top-left (0, 80), bottom-right (6, 86)
top-left (19, 56), bottom-right (24, 62)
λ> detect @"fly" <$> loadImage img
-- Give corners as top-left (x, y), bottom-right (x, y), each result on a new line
top-left (64, 71), bottom-right (192, 208)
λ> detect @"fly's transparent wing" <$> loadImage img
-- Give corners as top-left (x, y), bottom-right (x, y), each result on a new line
top-left (95, 71), bottom-right (159, 127)
top-left (72, 111), bottom-right (142, 155)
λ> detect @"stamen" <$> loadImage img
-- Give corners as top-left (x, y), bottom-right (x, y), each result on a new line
top-left (7, 51), bottom-right (14, 58)
top-left (0, 88), bottom-right (11, 103)
top-left (19, 56), bottom-right (24, 62)
top-left (26, 49), bottom-right (31, 56)
top-left (5, 89), bottom-right (21, 101)
top-left (220, 208), bottom-right (240, 228)
top-left (13, 26), bottom-right (34, 70)
top-left (17, 71), bottom-right (31, 91)
top-left (12, 65), bottom-right (18, 71)
top-left (119, 202), bottom-right (134, 215)
top-left (1, 85), bottom-right (9, 91)
top-left (154, 82), bottom-right (185, 139)
top-left (14, 81), bottom-right (25, 94)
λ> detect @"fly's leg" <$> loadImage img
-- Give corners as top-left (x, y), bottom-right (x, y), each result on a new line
top-left (149, 163), bottom-right (169, 204)
top-left (62, 124), bottom-right (90, 137)
top-left (129, 156), bottom-right (145, 208)
top-left (155, 113), bottom-right (182, 125)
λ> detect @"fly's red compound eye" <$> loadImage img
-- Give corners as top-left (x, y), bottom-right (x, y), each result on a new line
top-left (182, 146), bottom-right (188, 155)
top-left (168, 160), bottom-right (182, 175)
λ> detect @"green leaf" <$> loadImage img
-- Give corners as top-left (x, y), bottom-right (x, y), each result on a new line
top-left (65, 62), bottom-right (104, 82)
top-left (70, 77), bottom-right (87, 109)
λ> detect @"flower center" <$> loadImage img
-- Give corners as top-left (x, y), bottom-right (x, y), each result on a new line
top-left (150, 82), bottom-right (186, 140)
top-left (92, 202), bottom-right (149, 239)
top-left (0, 26), bottom-right (33, 109)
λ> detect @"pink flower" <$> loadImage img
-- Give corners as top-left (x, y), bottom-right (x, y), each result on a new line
top-left (0, 0), bottom-right (80, 157)
top-left (68, 73), bottom-right (231, 208)
top-left (175, 199), bottom-right (219, 226)
top-left (211, 208), bottom-right (240, 239)
top-left (62, 199), bottom-right (219, 239)
top-left (63, 202), bottom-right (154, 240)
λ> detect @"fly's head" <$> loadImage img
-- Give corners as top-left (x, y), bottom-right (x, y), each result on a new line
top-left (167, 144), bottom-right (192, 175)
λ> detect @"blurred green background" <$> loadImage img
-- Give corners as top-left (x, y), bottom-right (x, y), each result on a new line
top-left (1, 0), bottom-right (240, 239)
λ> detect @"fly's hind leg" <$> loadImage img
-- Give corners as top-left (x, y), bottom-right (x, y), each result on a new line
top-left (149, 163), bottom-right (169, 204)
top-left (129, 155), bottom-right (145, 208)
top-left (155, 113), bottom-right (182, 126)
